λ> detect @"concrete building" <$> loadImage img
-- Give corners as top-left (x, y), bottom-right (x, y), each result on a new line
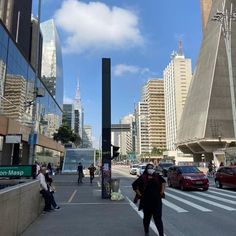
top-left (176, 0), bottom-right (236, 163)
top-left (41, 19), bottom-right (63, 108)
top-left (200, 0), bottom-right (212, 32)
top-left (164, 42), bottom-right (192, 151)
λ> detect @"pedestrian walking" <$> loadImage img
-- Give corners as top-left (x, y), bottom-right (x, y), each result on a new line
top-left (77, 162), bottom-right (84, 184)
top-left (132, 163), bottom-right (166, 236)
top-left (88, 163), bottom-right (96, 183)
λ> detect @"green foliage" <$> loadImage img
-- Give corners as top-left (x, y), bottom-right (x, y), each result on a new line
top-left (53, 123), bottom-right (81, 145)
top-left (151, 147), bottom-right (163, 155)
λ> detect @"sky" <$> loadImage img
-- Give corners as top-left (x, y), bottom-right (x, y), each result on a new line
top-left (33, 0), bottom-right (202, 148)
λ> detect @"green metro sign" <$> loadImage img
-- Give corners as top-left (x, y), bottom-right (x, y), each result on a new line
top-left (0, 165), bottom-right (36, 178)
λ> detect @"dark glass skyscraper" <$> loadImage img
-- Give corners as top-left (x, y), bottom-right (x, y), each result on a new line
top-left (0, 0), bottom-right (32, 59)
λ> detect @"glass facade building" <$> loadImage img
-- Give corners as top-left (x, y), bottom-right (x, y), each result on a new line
top-left (41, 19), bottom-right (63, 108)
top-left (0, 20), bottom-right (63, 165)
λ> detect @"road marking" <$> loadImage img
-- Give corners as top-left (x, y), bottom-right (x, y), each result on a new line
top-left (126, 196), bottom-right (167, 236)
top-left (168, 188), bottom-right (236, 211)
top-left (208, 190), bottom-right (236, 199)
top-left (60, 202), bottom-right (129, 205)
top-left (165, 192), bottom-right (211, 212)
top-left (162, 199), bottom-right (188, 213)
top-left (209, 186), bottom-right (236, 195)
top-left (194, 192), bottom-right (236, 205)
top-left (68, 190), bottom-right (77, 203)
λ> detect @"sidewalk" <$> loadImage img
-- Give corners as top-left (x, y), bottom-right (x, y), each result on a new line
top-left (22, 174), bottom-right (151, 236)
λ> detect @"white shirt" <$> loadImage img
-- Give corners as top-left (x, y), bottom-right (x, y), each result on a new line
top-left (37, 173), bottom-right (48, 191)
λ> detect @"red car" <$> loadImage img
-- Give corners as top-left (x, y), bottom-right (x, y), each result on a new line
top-left (167, 165), bottom-right (209, 191)
top-left (215, 166), bottom-right (236, 188)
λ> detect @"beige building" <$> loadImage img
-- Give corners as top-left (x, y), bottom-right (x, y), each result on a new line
top-left (144, 79), bottom-right (166, 152)
top-left (164, 43), bottom-right (192, 151)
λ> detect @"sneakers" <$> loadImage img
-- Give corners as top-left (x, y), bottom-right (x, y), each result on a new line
top-left (54, 206), bottom-right (61, 210)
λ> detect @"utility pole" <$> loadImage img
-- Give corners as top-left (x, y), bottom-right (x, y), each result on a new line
top-left (212, 1), bottom-right (236, 139)
top-left (28, 0), bottom-right (42, 165)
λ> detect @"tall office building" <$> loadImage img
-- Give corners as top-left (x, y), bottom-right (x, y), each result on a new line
top-left (119, 114), bottom-right (134, 155)
top-left (41, 19), bottom-right (63, 107)
top-left (82, 125), bottom-right (93, 148)
top-left (0, 0), bottom-right (32, 59)
top-left (135, 102), bottom-right (149, 155)
top-left (200, 0), bottom-right (212, 32)
top-left (144, 79), bottom-right (166, 152)
top-left (63, 104), bottom-right (75, 130)
top-left (74, 80), bottom-right (84, 141)
top-left (164, 42), bottom-right (192, 151)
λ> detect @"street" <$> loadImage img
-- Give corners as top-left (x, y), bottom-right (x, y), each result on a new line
top-left (22, 165), bottom-right (236, 236)
top-left (112, 165), bottom-right (236, 236)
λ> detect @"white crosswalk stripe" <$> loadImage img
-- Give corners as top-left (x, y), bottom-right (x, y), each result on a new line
top-left (166, 188), bottom-right (236, 211)
top-left (165, 192), bottom-right (211, 212)
top-left (194, 191), bottom-right (236, 205)
top-left (207, 189), bottom-right (236, 199)
top-left (162, 199), bottom-right (188, 213)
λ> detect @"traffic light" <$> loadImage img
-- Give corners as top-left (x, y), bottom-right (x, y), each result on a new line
top-left (111, 145), bottom-right (120, 160)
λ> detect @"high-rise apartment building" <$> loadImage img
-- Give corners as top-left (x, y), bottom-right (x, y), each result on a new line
top-left (41, 19), bottom-right (63, 108)
top-left (144, 79), bottom-right (166, 152)
top-left (200, 0), bottom-right (212, 31)
top-left (0, 0), bottom-right (32, 59)
top-left (164, 43), bottom-right (192, 151)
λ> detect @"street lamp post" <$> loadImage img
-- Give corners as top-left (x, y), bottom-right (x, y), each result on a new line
top-left (212, 2), bottom-right (236, 139)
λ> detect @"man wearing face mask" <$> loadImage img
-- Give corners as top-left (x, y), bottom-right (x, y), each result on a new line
top-left (132, 163), bottom-right (166, 236)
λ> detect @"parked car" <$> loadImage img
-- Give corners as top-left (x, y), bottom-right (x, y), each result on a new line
top-left (137, 164), bottom-right (147, 176)
top-left (158, 162), bottom-right (174, 177)
top-left (167, 165), bottom-right (209, 191)
top-left (214, 166), bottom-right (236, 188)
top-left (129, 164), bottom-right (140, 175)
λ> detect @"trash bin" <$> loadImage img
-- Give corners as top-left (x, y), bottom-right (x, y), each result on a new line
top-left (111, 178), bottom-right (120, 192)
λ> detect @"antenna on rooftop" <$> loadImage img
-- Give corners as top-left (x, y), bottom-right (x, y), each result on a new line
top-left (178, 40), bottom-right (183, 56)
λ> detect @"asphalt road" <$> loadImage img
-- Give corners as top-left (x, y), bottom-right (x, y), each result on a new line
top-left (112, 165), bottom-right (236, 236)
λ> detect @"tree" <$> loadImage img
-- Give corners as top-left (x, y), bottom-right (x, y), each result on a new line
top-left (53, 124), bottom-right (81, 146)
top-left (151, 147), bottom-right (163, 155)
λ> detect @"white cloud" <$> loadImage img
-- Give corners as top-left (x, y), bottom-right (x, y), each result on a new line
top-left (63, 96), bottom-right (74, 104)
top-left (54, 0), bottom-right (144, 53)
top-left (113, 64), bottom-right (150, 77)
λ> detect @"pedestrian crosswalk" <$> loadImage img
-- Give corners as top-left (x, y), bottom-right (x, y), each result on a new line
top-left (162, 187), bottom-right (236, 213)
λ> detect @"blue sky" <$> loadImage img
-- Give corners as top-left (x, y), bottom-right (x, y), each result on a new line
top-left (33, 0), bottom-right (202, 148)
